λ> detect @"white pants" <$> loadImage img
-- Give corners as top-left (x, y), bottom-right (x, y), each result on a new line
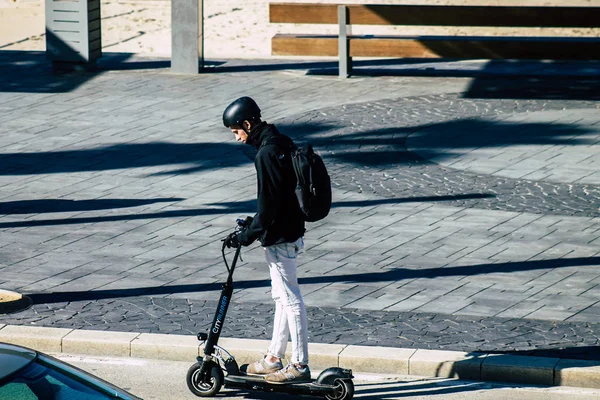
top-left (265, 237), bottom-right (309, 365)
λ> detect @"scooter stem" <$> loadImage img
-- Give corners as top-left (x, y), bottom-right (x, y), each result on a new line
top-left (204, 244), bottom-right (241, 357)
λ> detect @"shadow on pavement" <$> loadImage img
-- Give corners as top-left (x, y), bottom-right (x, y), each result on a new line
top-left (281, 117), bottom-right (597, 167)
top-left (0, 198), bottom-right (182, 214)
top-left (0, 118), bottom-right (595, 175)
top-left (2, 50), bottom-right (598, 101)
top-left (208, 57), bottom-right (600, 100)
top-left (0, 203), bottom-right (245, 229)
top-left (202, 57), bottom-right (508, 74)
top-left (0, 51), bottom-right (169, 93)
top-left (206, 57), bottom-right (599, 78)
top-left (394, 118), bottom-right (597, 165)
top-left (353, 379), bottom-right (485, 399)
top-left (465, 76), bottom-right (600, 101)
top-left (25, 256), bottom-right (600, 304)
top-left (0, 141), bottom-right (244, 176)
top-left (215, 58), bottom-right (600, 101)
top-left (232, 378), bottom-right (485, 399)
top-left (0, 193), bottom-right (493, 229)
top-left (445, 347), bottom-right (600, 383)
top-left (304, 59), bottom-right (600, 101)
top-left (0, 50), bottom-right (105, 93)
top-left (483, 346), bottom-right (600, 363)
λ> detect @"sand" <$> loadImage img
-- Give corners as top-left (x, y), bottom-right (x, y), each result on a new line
top-left (1, 0), bottom-right (599, 58)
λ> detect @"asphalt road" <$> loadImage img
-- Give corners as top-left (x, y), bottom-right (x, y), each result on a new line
top-left (54, 354), bottom-right (600, 400)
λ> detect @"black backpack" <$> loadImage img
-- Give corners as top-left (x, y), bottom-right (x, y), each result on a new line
top-left (264, 137), bottom-right (332, 222)
top-left (291, 144), bottom-right (332, 222)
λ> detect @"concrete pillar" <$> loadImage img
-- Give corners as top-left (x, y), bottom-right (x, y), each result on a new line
top-left (338, 5), bottom-right (351, 78)
top-left (45, 0), bottom-right (101, 68)
top-left (171, 0), bottom-right (204, 74)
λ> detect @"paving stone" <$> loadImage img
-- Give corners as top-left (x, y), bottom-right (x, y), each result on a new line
top-left (495, 301), bottom-right (547, 319)
top-left (1, 55), bottom-right (600, 366)
top-left (414, 295), bottom-right (475, 315)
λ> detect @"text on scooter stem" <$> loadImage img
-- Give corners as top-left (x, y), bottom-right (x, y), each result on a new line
top-left (213, 296), bottom-right (229, 334)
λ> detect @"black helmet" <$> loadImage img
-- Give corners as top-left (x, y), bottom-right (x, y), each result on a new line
top-left (222, 96), bottom-right (261, 128)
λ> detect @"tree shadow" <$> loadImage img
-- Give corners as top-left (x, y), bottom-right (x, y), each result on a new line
top-left (0, 193), bottom-right (492, 229)
top-left (0, 116), bottom-right (595, 181)
top-left (277, 117), bottom-right (597, 167)
top-left (303, 58), bottom-right (600, 101)
top-left (212, 56), bottom-right (600, 103)
top-left (0, 141), bottom-right (244, 176)
top-left (0, 198), bottom-right (182, 215)
top-left (465, 75), bottom-right (600, 101)
top-left (24, 256), bottom-right (600, 304)
top-left (0, 123), bottom-right (337, 177)
top-left (402, 118), bottom-right (597, 164)
top-left (2, 48), bottom-right (598, 100)
top-left (0, 202), bottom-right (249, 229)
top-left (0, 51), bottom-right (171, 94)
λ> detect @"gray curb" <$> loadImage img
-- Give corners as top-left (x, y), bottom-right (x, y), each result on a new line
top-left (1, 324), bottom-right (599, 389)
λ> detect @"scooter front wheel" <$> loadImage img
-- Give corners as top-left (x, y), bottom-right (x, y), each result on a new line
top-left (325, 378), bottom-right (354, 400)
top-left (186, 360), bottom-right (224, 397)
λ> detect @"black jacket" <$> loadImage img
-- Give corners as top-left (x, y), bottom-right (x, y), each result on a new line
top-left (237, 122), bottom-right (306, 247)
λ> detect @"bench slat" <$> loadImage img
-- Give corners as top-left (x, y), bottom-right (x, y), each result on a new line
top-left (272, 34), bottom-right (338, 56)
top-left (272, 34), bottom-right (600, 60)
top-left (270, 3), bottom-right (600, 28)
top-left (270, 2), bottom-right (337, 24)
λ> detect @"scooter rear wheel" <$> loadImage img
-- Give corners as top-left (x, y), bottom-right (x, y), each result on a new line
top-left (186, 360), bottom-right (224, 397)
top-left (325, 378), bottom-right (354, 400)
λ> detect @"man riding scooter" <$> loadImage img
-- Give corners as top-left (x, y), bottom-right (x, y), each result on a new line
top-left (222, 96), bottom-right (310, 384)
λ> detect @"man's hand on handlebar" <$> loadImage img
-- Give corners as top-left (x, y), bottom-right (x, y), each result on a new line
top-left (223, 216), bottom-right (253, 249)
top-left (236, 216), bottom-right (253, 229)
top-left (223, 232), bottom-right (241, 249)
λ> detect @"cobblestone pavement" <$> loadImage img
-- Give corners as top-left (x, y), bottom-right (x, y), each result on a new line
top-left (3, 296), bottom-right (600, 361)
top-left (1, 53), bottom-right (600, 360)
top-left (279, 95), bottom-right (600, 217)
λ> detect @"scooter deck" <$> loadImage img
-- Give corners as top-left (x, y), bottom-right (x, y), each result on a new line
top-left (227, 375), bottom-right (266, 383)
top-left (226, 374), bottom-right (315, 385)
top-left (225, 375), bottom-right (334, 395)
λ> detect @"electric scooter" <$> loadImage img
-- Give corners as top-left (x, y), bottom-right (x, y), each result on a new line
top-left (186, 218), bottom-right (354, 399)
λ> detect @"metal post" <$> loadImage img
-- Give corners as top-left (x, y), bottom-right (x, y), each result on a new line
top-left (172, 0), bottom-right (204, 74)
top-left (338, 5), bottom-right (351, 78)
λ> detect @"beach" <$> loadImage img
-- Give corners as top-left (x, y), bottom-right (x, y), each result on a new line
top-left (1, 0), bottom-right (599, 59)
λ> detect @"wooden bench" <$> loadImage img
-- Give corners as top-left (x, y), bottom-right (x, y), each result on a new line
top-left (269, 3), bottom-right (600, 78)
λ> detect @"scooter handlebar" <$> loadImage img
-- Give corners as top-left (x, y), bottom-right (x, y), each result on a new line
top-left (221, 217), bottom-right (251, 272)
top-left (222, 217), bottom-right (252, 252)
top-left (235, 216), bottom-right (253, 231)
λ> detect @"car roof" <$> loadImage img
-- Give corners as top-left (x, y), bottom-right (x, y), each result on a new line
top-left (0, 342), bottom-right (37, 381)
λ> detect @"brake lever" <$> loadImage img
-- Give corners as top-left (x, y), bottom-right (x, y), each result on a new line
top-left (221, 239), bottom-right (244, 271)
